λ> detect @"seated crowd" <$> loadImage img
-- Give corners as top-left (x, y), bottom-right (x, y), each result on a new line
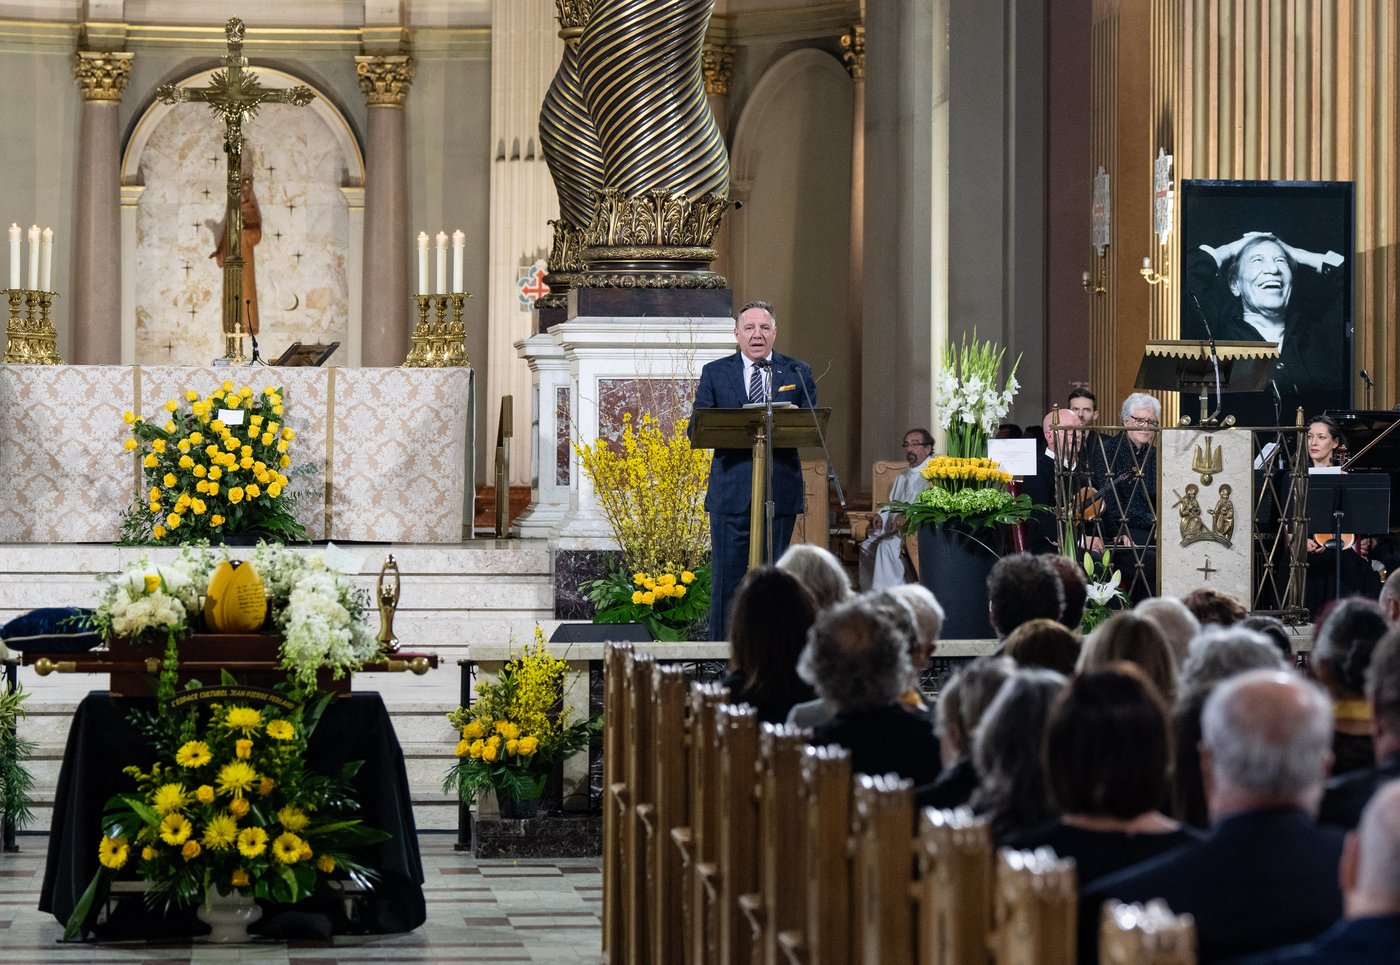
top-left (718, 545), bottom-right (1400, 964)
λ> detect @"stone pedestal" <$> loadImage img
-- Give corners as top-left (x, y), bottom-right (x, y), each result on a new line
top-left (512, 332), bottom-right (572, 539)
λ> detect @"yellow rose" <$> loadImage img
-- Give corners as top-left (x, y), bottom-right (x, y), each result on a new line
top-left (231, 869), bottom-right (250, 888)
top-left (190, 499), bottom-right (206, 516)
top-left (632, 590), bottom-right (644, 605)
top-left (221, 380), bottom-right (234, 393)
top-left (163, 420), bottom-right (175, 433)
top-left (229, 797), bottom-right (250, 818)
top-left (149, 502), bottom-right (162, 514)
top-left (462, 719), bottom-right (485, 740)
top-left (279, 455), bottom-right (291, 468)
top-left (143, 454), bottom-right (158, 468)
top-left (258, 777), bottom-right (275, 797)
top-left (267, 483), bottom-right (282, 498)
top-left (166, 513), bottom-right (180, 529)
top-left (281, 427), bottom-right (295, 441)
top-left (122, 410), bottom-right (136, 425)
top-left (273, 405), bottom-right (283, 416)
top-left (239, 385), bottom-right (252, 398)
top-left (245, 483), bottom-right (261, 499)
top-left (481, 742), bottom-right (499, 762)
top-left (178, 454), bottom-right (194, 469)
top-left (181, 839), bottom-right (201, 861)
top-left (642, 591), bottom-right (655, 606)
top-left (235, 739), bottom-right (252, 759)
top-left (208, 466), bottom-right (222, 481)
top-left (206, 483), bottom-right (220, 496)
top-left (517, 735), bottom-right (539, 756)
top-left (506, 738), bottom-right (519, 755)
top-left (228, 487), bottom-right (244, 504)
top-left (164, 399), bottom-right (178, 413)
top-left (163, 472), bottom-right (177, 487)
top-left (123, 437), bottom-right (138, 451)
top-left (152, 524), bottom-right (167, 539)
top-left (141, 845), bottom-right (157, 862)
top-left (316, 854), bottom-right (336, 873)
top-left (633, 572), bottom-right (647, 584)
top-left (674, 585), bottom-right (687, 598)
top-left (192, 464), bottom-right (207, 478)
top-left (468, 739), bottom-right (484, 759)
top-left (210, 514), bottom-right (225, 527)
top-left (189, 431), bottom-right (203, 445)
top-left (261, 432), bottom-right (274, 446)
top-left (196, 784), bottom-right (215, 804)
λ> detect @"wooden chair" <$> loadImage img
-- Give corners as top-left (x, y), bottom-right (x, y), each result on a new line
top-left (850, 459), bottom-right (922, 580)
top-left (992, 847), bottom-right (1077, 965)
top-left (915, 807), bottom-right (993, 965)
top-left (602, 642), bottom-right (635, 963)
top-left (622, 652), bottom-right (658, 964)
top-left (792, 459), bottom-right (831, 549)
top-left (738, 724), bottom-right (809, 965)
top-left (707, 703), bottom-right (762, 965)
top-left (676, 681), bottom-right (731, 965)
top-left (851, 773), bottom-right (917, 965)
top-left (778, 743), bottom-right (854, 965)
top-left (1098, 900), bottom-right (1196, 965)
top-left (641, 663), bottom-right (690, 965)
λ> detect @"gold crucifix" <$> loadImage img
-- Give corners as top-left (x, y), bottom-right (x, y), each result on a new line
top-left (155, 18), bottom-right (313, 361)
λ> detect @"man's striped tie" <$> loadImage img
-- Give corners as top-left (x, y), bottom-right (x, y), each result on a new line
top-left (747, 364), bottom-right (764, 404)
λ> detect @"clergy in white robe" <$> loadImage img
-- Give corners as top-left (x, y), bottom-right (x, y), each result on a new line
top-left (859, 430), bottom-right (935, 591)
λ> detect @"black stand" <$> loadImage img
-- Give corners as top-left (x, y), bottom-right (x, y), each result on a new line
top-left (1305, 474), bottom-right (1391, 601)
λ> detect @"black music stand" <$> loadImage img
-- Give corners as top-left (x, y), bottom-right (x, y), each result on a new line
top-left (1305, 474), bottom-right (1391, 602)
top-left (1134, 339), bottom-right (1277, 426)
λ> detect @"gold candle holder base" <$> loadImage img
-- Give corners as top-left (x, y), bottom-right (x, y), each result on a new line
top-left (3, 289), bottom-right (63, 365)
top-left (403, 293), bottom-right (472, 368)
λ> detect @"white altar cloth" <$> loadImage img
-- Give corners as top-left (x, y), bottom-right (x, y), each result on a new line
top-left (0, 365), bottom-right (474, 543)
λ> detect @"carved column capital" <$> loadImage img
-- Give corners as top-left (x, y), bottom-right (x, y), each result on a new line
top-left (355, 54), bottom-right (415, 107)
top-left (701, 42), bottom-right (736, 96)
top-left (840, 22), bottom-right (865, 81)
top-left (74, 51), bottom-right (133, 102)
top-left (553, 0), bottom-right (591, 38)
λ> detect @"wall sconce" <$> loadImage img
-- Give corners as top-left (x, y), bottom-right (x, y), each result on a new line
top-left (1080, 264), bottom-right (1106, 296)
top-left (1140, 252), bottom-right (1169, 286)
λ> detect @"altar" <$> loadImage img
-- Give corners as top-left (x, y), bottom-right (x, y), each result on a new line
top-left (0, 365), bottom-right (475, 543)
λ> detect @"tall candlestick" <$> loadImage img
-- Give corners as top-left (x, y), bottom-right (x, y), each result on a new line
top-left (40, 227), bottom-right (52, 292)
top-left (8, 224), bottom-right (19, 289)
top-left (451, 229), bottom-right (465, 293)
top-left (435, 231), bottom-right (448, 295)
top-left (416, 232), bottom-right (430, 295)
top-left (26, 225), bottom-right (39, 290)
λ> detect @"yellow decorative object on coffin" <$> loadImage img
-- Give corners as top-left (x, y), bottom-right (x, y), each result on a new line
top-left (203, 560), bottom-right (268, 633)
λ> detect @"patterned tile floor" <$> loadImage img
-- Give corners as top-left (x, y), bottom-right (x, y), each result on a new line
top-left (0, 833), bottom-right (603, 963)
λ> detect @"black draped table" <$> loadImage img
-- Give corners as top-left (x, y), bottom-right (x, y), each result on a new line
top-left (40, 692), bottom-right (427, 939)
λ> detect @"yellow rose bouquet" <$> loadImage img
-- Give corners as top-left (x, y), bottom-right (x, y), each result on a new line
top-left (121, 381), bottom-right (305, 545)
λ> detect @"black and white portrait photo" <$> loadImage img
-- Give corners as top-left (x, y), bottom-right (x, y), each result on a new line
top-left (1181, 180), bottom-right (1353, 427)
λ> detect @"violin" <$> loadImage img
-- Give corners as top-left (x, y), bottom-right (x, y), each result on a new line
top-left (1311, 532), bottom-right (1357, 551)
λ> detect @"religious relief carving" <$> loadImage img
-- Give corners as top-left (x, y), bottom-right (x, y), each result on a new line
top-left (1174, 480), bottom-right (1234, 550)
top-left (355, 54), bottom-right (415, 107)
top-left (701, 42), bottom-right (736, 96)
top-left (1209, 484), bottom-right (1236, 542)
top-left (74, 51), bottom-right (134, 102)
top-left (840, 22), bottom-right (866, 81)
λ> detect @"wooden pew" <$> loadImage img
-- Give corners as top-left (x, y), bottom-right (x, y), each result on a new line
top-left (640, 663), bottom-right (690, 965)
top-left (992, 847), bottom-right (1077, 965)
top-left (738, 724), bottom-right (809, 965)
top-left (602, 642), bottom-right (635, 964)
top-left (851, 773), bottom-right (917, 965)
top-left (779, 744), bottom-right (854, 965)
top-left (699, 703), bottom-right (761, 965)
top-left (915, 807), bottom-right (993, 965)
top-left (621, 652), bottom-right (657, 964)
top-left (1098, 900), bottom-right (1196, 965)
top-left (676, 680), bottom-right (731, 965)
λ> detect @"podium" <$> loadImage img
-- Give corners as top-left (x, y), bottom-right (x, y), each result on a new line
top-left (691, 406), bottom-right (830, 568)
top-left (1134, 339), bottom-right (1278, 426)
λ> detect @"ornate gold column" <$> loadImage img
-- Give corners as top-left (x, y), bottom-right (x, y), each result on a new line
top-left (71, 50), bottom-right (133, 363)
top-left (355, 53), bottom-right (416, 367)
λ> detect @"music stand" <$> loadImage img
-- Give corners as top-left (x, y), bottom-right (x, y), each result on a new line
top-left (1305, 473), bottom-right (1391, 602)
top-left (691, 407), bottom-right (830, 568)
top-left (272, 341), bottom-right (340, 366)
top-left (1134, 339), bottom-right (1278, 426)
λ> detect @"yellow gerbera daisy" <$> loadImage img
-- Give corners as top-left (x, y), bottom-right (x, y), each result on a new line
top-left (175, 740), bottom-right (212, 768)
top-left (271, 832), bottom-right (305, 865)
top-left (236, 826), bottom-right (268, 859)
top-left (97, 835), bottom-right (129, 870)
top-left (265, 719), bottom-right (294, 741)
top-left (216, 760), bottom-right (258, 797)
top-left (159, 813), bottom-right (193, 846)
top-left (202, 813), bottom-right (239, 851)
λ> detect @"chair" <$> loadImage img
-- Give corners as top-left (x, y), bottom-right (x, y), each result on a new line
top-left (791, 460), bottom-right (831, 549)
top-left (739, 723), bottom-right (809, 965)
top-left (915, 807), bottom-right (993, 965)
top-left (778, 743), bottom-right (853, 965)
top-left (642, 664), bottom-right (690, 965)
top-left (709, 703), bottom-right (762, 965)
top-left (992, 847), bottom-right (1077, 965)
top-left (1098, 900), bottom-right (1196, 965)
top-left (676, 681), bottom-right (731, 965)
top-left (602, 642), bottom-right (636, 963)
top-left (850, 459), bottom-right (922, 581)
top-left (851, 773), bottom-right (917, 965)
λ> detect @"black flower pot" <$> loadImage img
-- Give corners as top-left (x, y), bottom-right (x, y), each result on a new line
top-left (917, 521), bottom-right (1003, 640)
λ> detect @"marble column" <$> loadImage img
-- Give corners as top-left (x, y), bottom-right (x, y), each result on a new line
top-left (71, 51), bottom-right (132, 364)
top-left (355, 54), bottom-right (414, 368)
top-left (511, 332), bottom-right (572, 539)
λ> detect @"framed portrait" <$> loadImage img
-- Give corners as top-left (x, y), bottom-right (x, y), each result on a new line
top-left (1180, 179), bottom-right (1353, 427)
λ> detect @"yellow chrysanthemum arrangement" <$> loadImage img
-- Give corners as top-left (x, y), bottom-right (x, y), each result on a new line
top-left (443, 627), bottom-right (600, 809)
top-left (575, 412), bottom-right (711, 639)
top-left (121, 382), bottom-right (304, 544)
top-left (66, 694), bottom-right (387, 939)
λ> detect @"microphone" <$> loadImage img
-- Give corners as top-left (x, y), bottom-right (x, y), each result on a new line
top-left (1190, 293), bottom-right (1224, 424)
top-left (793, 365), bottom-right (848, 518)
top-left (1361, 368), bottom-right (1374, 387)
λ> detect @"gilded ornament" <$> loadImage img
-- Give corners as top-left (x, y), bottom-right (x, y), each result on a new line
top-left (553, 0), bottom-right (592, 33)
top-left (355, 54), bottom-right (415, 107)
top-left (840, 22), bottom-right (866, 80)
top-left (581, 189), bottom-right (730, 250)
top-left (547, 220), bottom-right (588, 275)
top-left (1192, 437), bottom-right (1223, 485)
top-left (701, 43), bottom-right (736, 96)
top-left (74, 51), bottom-right (134, 102)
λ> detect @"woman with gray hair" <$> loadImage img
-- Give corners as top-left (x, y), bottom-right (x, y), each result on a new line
top-left (1135, 596), bottom-right (1201, 666)
top-left (776, 543), bottom-right (853, 613)
top-left (916, 656), bottom-right (1014, 810)
top-left (971, 667), bottom-right (1067, 840)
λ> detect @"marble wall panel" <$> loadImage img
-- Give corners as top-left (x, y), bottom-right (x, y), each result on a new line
top-left (555, 385), bottom-right (570, 486)
top-left (595, 377), bottom-right (698, 450)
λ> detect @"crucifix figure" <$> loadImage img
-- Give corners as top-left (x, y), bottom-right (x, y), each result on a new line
top-left (155, 18), bottom-right (312, 361)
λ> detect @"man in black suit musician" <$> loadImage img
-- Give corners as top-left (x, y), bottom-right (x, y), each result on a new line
top-left (691, 300), bottom-right (817, 641)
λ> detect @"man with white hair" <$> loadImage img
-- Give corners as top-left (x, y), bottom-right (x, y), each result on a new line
top-left (1235, 780), bottom-right (1400, 963)
top-left (1083, 669), bottom-right (1344, 962)
top-left (1082, 392), bottom-right (1160, 599)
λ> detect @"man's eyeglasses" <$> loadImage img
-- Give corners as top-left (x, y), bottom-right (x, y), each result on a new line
top-left (1128, 416), bottom-right (1160, 428)
top-left (902, 441), bottom-right (933, 449)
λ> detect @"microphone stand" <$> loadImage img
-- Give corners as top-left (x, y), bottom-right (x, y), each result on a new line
top-left (757, 359), bottom-right (776, 565)
top-left (1361, 368), bottom-right (1374, 410)
top-left (247, 299), bottom-right (268, 366)
top-left (1189, 294), bottom-right (1225, 426)
top-left (794, 366), bottom-right (848, 530)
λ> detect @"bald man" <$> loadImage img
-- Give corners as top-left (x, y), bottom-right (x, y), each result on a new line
top-left (1020, 408), bottom-right (1085, 554)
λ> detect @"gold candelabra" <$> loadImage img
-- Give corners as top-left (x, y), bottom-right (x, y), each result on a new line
top-left (403, 293), bottom-right (471, 367)
top-left (2, 288), bottom-right (63, 364)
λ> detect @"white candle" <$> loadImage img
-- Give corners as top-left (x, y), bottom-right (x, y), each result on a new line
top-left (451, 229), bottom-right (465, 293)
top-left (435, 231), bottom-right (448, 295)
top-left (416, 232), bottom-right (430, 295)
top-left (8, 224), bottom-right (19, 290)
top-left (26, 225), bottom-right (39, 290)
top-left (1081, 270), bottom-right (1089, 285)
top-left (1142, 256), bottom-right (1152, 270)
top-left (40, 227), bottom-right (52, 292)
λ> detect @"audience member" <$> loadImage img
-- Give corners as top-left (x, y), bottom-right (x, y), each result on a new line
top-left (1170, 626), bottom-right (1288, 828)
top-left (776, 543), bottom-right (853, 613)
top-left (1044, 554), bottom-right (1088, 631)
top-left (1003, 618), bottom-right (1080, 677)
top-left (721, 567), bottom-right (817, 724)
top-left (801, 599), bottom-right (941, 785)
top-left (916, 656), bottom-right (1014, 810)
top-left (1084, 670), bottom-right (1343, 963)
top-left (1004, 665), bottom-right (1199, 886)
top-left (1320, 627), bottom-right (1400, 829)
top-left (988, 553), bottom-right (1065, 641)
top-left (1381, 576), bottom-right (1400, 625)
top-left (970, 667), bottom-right (1067, 841)
top-left (1182, 586), bottom-right (1248, 628)
top-left (1313, 598), bottom-right (1389, 776)
top-left (1135, 596), bottom-right (1201, 666)
top-left (1077, 611), bottom-right (1178, 704)
top-left (1234, 781), bottom-right (1400, 964)
top-left (1241, 613), bottom-right (1294, 662)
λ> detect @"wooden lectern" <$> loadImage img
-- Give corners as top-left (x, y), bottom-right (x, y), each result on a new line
top-left (691, 406), bottom-right (831, 568)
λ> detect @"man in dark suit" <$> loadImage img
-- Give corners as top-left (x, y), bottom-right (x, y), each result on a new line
top-left (1233, 780), bottom-right (1400, 964)
top-left (1020, 407), bottom-right (1085, 554)
top-left (1082, 669), bottom-right (1344, 964)
top-left (692, 300), bottom-right (817, 641)
top-left (1320, 628), bottom-right (1400, 829)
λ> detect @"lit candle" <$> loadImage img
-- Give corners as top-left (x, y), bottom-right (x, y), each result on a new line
top-left (40, 227), bottom-right (52, 292)
top-left (451, 229), bottom-right (465, 293)
top-left (435, 231), bottom-right (448, 295)
top-left (8, 224), bottom-right (19, 289)
top-left (416, 232), bottom-right (430, 295)
top-left (26, 225), bottom-right (39, 290)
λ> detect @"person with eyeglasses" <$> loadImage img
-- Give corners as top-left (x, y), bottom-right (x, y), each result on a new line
top-left (859, 428), bottom-right (936, 591)
top-left (1083, 393), bottom-right (1161, 599)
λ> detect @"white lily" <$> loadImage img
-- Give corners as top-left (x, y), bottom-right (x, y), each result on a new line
top-left (1085, 570), bottom-right (1123, 606)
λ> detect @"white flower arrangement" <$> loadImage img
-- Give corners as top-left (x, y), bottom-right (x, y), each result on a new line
top-left (935, 333), bottom-right (1021, 457)
top-left (275, 560), bottom-right (379, 688)
top-left (94, 547), bottom-right (214, 646)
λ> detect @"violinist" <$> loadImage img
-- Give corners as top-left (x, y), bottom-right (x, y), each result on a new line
top-left (1304, 414), bottom-right (1383, 609)
top-left (1021, 407), bottom-right (1086, 554)
top-left (1083, 393), bottom-right (1161, 600)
